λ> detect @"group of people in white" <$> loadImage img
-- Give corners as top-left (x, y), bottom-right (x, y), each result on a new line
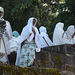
top-left (53, 22), bottom-right (75, 45)
top-left (0, 6), bottom-right (75, 67)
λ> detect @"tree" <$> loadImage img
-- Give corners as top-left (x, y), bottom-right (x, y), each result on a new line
top-left (0, 0), bottom-right (60, 39)
top-left (52, 0), bottom-right (75, 32)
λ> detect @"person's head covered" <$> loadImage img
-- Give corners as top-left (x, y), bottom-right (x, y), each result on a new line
top-left (12, 31), bottom-right (19, 38)
top-left (67, 25), bottom-right (74, 37)
top-left (27, 17), bottom-right (37, 26)
top-left (55, 22), bottom-right (64, 29)
top-left (0, 6), bottom-right (4, 19)
top-left (39, 26), bottom-right (47, 33)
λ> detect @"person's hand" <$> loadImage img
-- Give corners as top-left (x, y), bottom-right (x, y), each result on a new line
top-left (32, 27), bottom-right (36, 35)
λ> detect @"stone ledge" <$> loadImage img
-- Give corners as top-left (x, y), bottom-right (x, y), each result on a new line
top-left (41, 44), bottom-right (75, 55)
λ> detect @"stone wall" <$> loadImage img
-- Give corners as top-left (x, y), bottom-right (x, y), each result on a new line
top-left (35, 44), bottom-right (75, 73)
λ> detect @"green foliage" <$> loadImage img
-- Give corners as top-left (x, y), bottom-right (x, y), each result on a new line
top-left (0, 0), bottom-right (60, 36)
top-left (52, 0), bottom-right (75, 33)
top-left (0, 0), bottom-right (74, 40)
top-left (0, 0), bottom-right (33, 33)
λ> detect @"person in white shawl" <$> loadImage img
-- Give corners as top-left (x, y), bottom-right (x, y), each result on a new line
top-left (62, 25), bottom-right (75, 44)
top-left (8, 31), bottom-right (20, 55)
top-left (16, 17), bottom-right (40, 67)
top-left (0, 6), bottom-right (12, 64)
top-left (39, 26), bottom-right (53, 48)
top-left (53, 22), bottom-right (64, 45)
top-left (8, 31), bottom-right (20, 65)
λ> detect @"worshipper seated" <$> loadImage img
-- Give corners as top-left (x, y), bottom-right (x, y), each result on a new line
top-left (39, 26), bottom-right (53, 48)
top-left (8, 31), bottom-right (20, 65)
top-left (62, 25), bottom-right (75, 44)
top-left (53, 22), bottom-right (64, 46)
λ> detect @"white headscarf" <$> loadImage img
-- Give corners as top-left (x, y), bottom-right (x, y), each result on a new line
top-left (19, 17), bottom-right (37, 44)
top-left (53, 22), bottom-right (64, 45)
top-left (62, 25), bottom-right (75, 44)
top-left (0, 6), bottom-right (4, 19)
top-left (39, 26), bottom-right (47, 33)
top-left (67, 25), bottom-right (74, 37)
top-left (39, 26), bottom-right (53, 48)
top-left (16, 17), bottom-right (40, 65)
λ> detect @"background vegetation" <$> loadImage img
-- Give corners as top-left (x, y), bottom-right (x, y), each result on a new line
top-left (0, 0), bottom-right (75, 40)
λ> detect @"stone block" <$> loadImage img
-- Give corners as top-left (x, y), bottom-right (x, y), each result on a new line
top-left (65, 56), bottom-right (72, 65)
top-left (72, 56), bottom-right (75, 65)
top-left (35, 44), bottom-right (75, 73)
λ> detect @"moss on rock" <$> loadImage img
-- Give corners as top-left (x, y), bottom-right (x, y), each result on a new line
top-left (0, 62), bottom-right (59, 75)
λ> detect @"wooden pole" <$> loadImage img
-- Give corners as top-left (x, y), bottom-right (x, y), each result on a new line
top-left (2, 37), bottom-right (9, 65)
top-left (43, 36), bottom-right (49, 47)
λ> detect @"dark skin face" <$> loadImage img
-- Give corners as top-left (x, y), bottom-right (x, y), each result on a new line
top-left (33, 19), bottom-right (36, 26)
top-left (0, 11), bottom-right (3, 17)
top-left (32, 19), bottom-right (36, 35)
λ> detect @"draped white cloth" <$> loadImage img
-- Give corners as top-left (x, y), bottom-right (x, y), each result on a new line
top-left (62, 25), bottom-right (75, 44)
top-left (16, 17), bottom-right (40, 65)
top-left (8, 36), bottom-right (20, 55)
top-left (39, 26), bottom-right (53, 48)
top-left (0, 7), bottom-right (12, 63)
top-left (53, 22), bottom-right (64, 45)
top-left (0, 6), bottom-right (4, 19)
top-left (0, 20), bottom-right (12, 62)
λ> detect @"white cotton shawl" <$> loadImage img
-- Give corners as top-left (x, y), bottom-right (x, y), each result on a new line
top-left (16, 17), bottom-right (40, 65)
top-left (0, 20), bottom-right (12, 62)
top-left (39, 26), bottom-right (53, 48)
top-left (0, 7), bottom-right (12, 62)
top-left (8, 36), bottom-right (20, 55)
top-left (62, 25), bottom-right (75, 44)
top-left (53, 22), bottom-right (64, 45)
top-left (0, 6), bottom-right (4, 19)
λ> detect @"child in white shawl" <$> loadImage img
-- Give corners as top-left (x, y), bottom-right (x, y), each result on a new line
top-left (62, 25), bottom-right (75, 44)
top-left (16, 17), bottom-right (40, 67)
top-left (53, 22), bottom-right (64, 45)
top-left (39, 26), bottom-right (53, 48)
top-left (0, 6), bottom-right (12, 64)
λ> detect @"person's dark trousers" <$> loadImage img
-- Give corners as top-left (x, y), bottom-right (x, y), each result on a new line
top-left (8, 51), bottom-right (16, 65)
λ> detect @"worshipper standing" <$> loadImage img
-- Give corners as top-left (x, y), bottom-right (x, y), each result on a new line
top-left (62, 25), bottom-right (75, 44)
top-left (53, 22), bottom-right (64, 45)
top-left (16, 17), bottom-right (40, 67)
top-left (39, 26), bottom-right (53, 48)
top-left (8, 31), bottom-right (20, 65)
top-left (0, 6), bottom-right (12, 64)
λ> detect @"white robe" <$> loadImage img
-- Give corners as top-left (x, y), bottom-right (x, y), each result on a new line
top-left (8, 36), bottom-right (20, 55)
top-left (62, 25), bottom-right (75, 44)
top-left (39, 26), bottom-right (53, 48)
top-left (53, 22), bottom-right (64, 45)
top-left (0, 20), bottom-right (12, 63)
top-left (16, 17), bottom-right (40, 65)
